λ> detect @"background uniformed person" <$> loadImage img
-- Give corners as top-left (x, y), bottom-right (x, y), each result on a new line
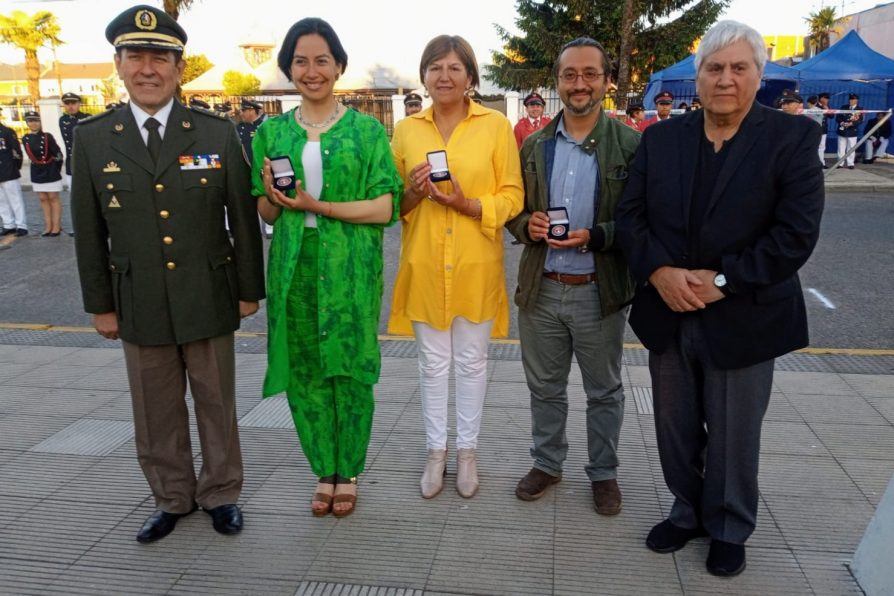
top-left (0, 108), bottom-right (28, 240)
top-left (403, 92), bottom-right (423, 116)
top-left (642, 90), bottom-right (674, 129)
top-left (513, 92), bottom-right (551, 148)
top-left (236, 98), bottom-right (271, 237)
top-left (59, 92), bottom-right (89, 191)
top-left (23, 111), bottom-right (64, 236)
top-left (71, 4), bottom-right (265, 544)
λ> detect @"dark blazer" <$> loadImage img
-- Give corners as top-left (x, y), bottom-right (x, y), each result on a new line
top-left (71, 100), bottom-right (265, 346)
top-left (22, 131), bottom-right (63, 184)
top-left (60, 110), bottom-right (89, 175)
top-left (0, 123), bottom-right (23, 182)
top-left (616, 102), bottom-right (824, 369)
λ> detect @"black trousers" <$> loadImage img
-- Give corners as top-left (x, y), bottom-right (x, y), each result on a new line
top-left (649, 315), bottom-right (774, 544)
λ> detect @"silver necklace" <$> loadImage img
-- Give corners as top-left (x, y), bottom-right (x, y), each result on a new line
top-left (296, 103), bottom-right (341, 128)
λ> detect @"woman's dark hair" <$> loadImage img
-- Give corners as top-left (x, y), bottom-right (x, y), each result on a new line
top-left (418, 35), bottom-right (479, 88)
top-left (277, 17), bottom-right (348, 80)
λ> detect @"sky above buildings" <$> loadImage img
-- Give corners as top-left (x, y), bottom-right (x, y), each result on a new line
top-left (1, 0), bottom-right (889, 85)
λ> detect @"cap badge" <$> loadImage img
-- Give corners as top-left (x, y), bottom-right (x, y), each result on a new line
top-left (135, 10), bottom-right (157, 31)
top-left (103, 161), bottom-right (121, 173)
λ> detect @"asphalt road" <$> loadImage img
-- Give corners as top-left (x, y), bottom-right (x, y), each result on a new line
top-left (0, 190), bottom-right (890, 350)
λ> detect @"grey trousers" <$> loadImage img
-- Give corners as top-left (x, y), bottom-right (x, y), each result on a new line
top-left (650, 315), bottom-right (774, 544)
top-left (122, 333), bottom-right (243, 514)
top-left (518, 278), bottom-right (627, 481)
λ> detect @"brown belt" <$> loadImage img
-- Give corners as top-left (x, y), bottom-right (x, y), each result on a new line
top-left (543, 271), bottom-right (597, 285)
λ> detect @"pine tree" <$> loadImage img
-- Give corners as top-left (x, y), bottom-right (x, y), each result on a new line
top-left (486, 0), bottom-right (730, 108)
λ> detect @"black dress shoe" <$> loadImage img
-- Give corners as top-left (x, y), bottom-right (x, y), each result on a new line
top-left (646, 519), bottom-right (708, 553)
top-left (136, 506), bottom-right (196, 543)
top-left (706, 539), bottom-right (746, 576)
top-left (204, 504), bottom-right (243, 535)
top-left (16, 228), bottom-right (28, 237)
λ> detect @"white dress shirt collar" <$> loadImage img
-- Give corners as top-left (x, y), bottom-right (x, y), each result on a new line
top-left (130, 99), bottom-right (175, 142)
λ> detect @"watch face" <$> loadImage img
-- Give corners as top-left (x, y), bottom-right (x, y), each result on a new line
top-left (714, 273), bottom-right (727, 288)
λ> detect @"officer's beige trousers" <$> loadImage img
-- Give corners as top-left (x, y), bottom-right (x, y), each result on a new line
top-left (122, 333), bottom-right (242, 513)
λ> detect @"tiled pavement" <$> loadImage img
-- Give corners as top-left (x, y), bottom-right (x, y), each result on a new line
top-left (1, 334), bottom-right (893, 595)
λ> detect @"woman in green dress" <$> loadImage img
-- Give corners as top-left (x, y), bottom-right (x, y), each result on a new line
top-left (252, 17), bottom-right (402, 517)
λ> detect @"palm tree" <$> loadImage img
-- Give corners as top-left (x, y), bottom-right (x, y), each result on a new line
top-left (0, 10), bottom-right (63, 103)
top-left (805, 6), bottom-right (844, 55)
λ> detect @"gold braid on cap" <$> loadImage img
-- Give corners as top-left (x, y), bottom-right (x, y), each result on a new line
top-left (114, 32), bottom-right (183, 50)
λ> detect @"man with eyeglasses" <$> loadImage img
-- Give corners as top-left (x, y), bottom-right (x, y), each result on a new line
top-left (507, 37), bottom-right (639, 516)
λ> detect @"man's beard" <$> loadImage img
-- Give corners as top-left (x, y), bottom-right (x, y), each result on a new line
top-left (565, 93), bottom-right (601, 116)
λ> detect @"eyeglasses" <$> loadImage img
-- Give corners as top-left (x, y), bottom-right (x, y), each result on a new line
top-left (559, 70), bottom-right (604, 83)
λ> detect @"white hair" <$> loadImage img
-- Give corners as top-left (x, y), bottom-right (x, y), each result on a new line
top-left (695, 20), bottom-right (767, 74)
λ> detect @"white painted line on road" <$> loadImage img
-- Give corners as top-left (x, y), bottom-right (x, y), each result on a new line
top-left (807, 288), bottom-right (836, 309)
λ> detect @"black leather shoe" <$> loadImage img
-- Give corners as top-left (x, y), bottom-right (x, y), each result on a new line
top-left (646, 519), bottom-right (708, 553)
top-left (136, 506), bottom-right (196, 543)
top-left (706, 539), bottom-right (746, 576)
top-left (204, 504), bottom-right (243, 535)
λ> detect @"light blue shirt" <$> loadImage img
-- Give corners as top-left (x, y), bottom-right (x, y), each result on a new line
top-left (544, 117), bottom-right (598, 274)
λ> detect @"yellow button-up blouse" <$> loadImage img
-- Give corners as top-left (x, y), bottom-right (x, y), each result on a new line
top-left (388, 101), bottom-right (524, 337)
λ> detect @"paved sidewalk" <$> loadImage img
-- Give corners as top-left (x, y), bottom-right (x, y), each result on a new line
top-left (0, 330), bottom-right (892, 595)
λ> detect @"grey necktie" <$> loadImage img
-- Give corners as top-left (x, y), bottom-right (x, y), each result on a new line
top-left (144, 117), bottom-right (162, 164)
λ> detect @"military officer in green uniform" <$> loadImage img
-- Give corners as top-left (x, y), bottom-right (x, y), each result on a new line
top-left (71, 5), bottom-right (265, 544)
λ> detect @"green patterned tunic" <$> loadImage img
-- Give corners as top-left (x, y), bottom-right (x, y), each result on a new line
top-left (251, 109), bottom-right (402, 396)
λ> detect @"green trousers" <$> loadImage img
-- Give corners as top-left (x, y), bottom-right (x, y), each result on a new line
top-left (285, 228), bottom-right (374, 478)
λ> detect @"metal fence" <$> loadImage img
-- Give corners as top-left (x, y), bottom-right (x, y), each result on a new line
top-left (338, 94), bottom-right (395, 136)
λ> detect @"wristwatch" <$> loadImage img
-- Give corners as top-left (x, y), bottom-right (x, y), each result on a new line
top-left (714, 273), bottom-right (731, 296)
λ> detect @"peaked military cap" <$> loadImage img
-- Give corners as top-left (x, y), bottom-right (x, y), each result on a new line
top-left (655, 91), bottom-right (674, 104)
top-left (240, 98), bottom-right (263, 110)
top-left (780, 93), bottom-right (803, 104)
top-left (403, 93), bottom-right (423, 106)
top-left (105, 5), bottom-right (187, 52)
top-left (189, 97), bottom-right (211, 109)
top-left (24, 111), bottom-right (41, 121)
top-left (61, 92), bottom-right (81, 103)
top-left (849, 93), bottom-right (859, 100)
top-left (523, 92), bottom-right (545, 106)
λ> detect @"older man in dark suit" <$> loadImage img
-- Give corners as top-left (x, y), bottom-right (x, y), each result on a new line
top-left (72, 5), bottom-right (265, 544)
top-left (616, 21), bottom-right (824, 577)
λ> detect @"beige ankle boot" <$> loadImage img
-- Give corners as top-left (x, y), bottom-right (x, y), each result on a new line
top-left (420, 448), bottom-right (447, 499)
top-left (456, 448), bottom-right (479, 498)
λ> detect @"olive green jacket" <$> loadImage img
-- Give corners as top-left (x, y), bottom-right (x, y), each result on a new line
top-left (72, 101), bottom-right (265, 345)
top-left (506, 110), bottom-right (639, 317)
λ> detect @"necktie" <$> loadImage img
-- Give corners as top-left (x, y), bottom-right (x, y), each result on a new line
top-left (144, 117), bottom-right (162, 164)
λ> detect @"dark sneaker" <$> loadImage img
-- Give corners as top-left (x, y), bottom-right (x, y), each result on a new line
top-left (515, 467), bottom-right (561, 501)
top-left (706, 539), bottom-right (746, 577)
top-left (591, 479), bottom-right (622, 515)
top-left (646, 519), bottom-right (708, 553)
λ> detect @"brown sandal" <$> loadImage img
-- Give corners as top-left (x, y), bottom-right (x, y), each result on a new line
top-left (312, 475), bottom-right (336, 517)
top-left (332, 475), bottom-right (357, 518)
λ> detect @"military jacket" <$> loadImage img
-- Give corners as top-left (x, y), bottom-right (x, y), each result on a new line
top-left (0, 124), bottom-right (23, 182)
top-left (71, 100), bottom-right (266, 346)
top-left (60, 110), bottom-right (89, 175)
top-left (22, 131), bottom-right (63, 183)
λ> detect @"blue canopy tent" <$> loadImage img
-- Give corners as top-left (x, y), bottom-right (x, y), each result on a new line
top-left (642, 55), bottom-right (799, 109)
top-left (794, 30), bottom-right (894, 147)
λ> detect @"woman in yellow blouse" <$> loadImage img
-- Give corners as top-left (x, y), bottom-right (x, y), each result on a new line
top-left (389, 35), bottom-right (524, 499)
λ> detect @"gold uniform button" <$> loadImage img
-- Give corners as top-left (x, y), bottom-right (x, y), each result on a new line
top-left (163, 236), bottom-right (173, 245)
top-left (445, 265), bottom-right (453, 272)
top-left (106, 183), bottom-right (114, 190)
top-left (155, 184), bottom-right (165, 192)
top-left (159, 210), bottom-right (170, 219)
top-left (200, 177), bottom-right (208, 185)
top-left (166, 261), bottom-right (176, 270)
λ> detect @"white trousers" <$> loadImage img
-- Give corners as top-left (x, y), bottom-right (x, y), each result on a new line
top-left (0, 179), bottom-right (27, 230)
top-left (818, 134), bottom-right (826, 165)
top-left (865, 137), bottom-right (889, 160)
top-left (837, 136), bottom-right (857, 166)
top-left (413, 317), bottom-right (493, 450)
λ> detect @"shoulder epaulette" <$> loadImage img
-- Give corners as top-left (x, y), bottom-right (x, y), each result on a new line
top-left (78, 109), bottom-right (116, 126)
top-left (187, 105), bottom-right (228, 120)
